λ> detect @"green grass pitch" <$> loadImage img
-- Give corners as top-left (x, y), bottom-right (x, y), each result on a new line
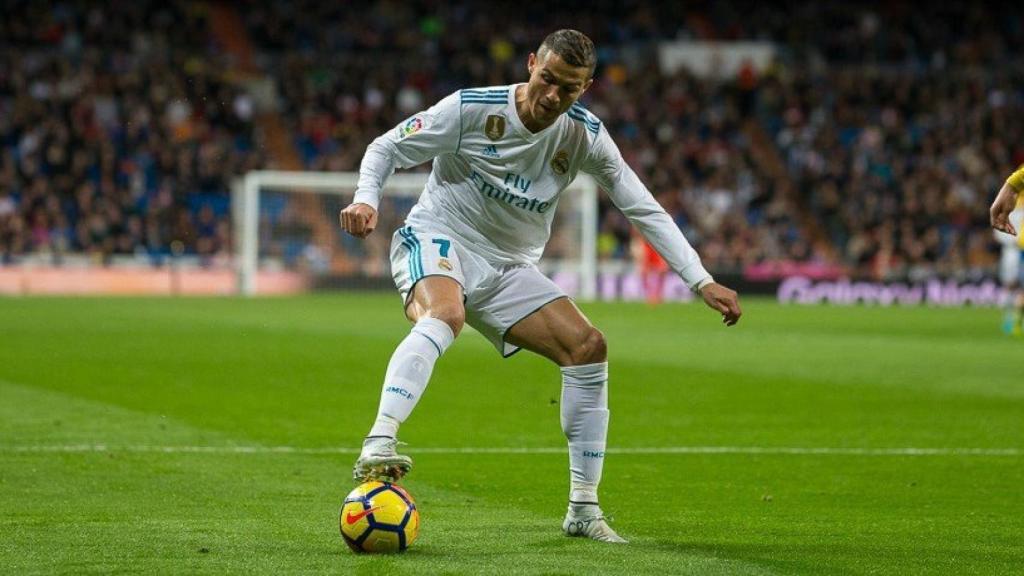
top-left (1, 294), bottom-right (1022, 575)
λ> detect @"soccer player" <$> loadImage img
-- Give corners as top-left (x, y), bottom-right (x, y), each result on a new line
top-left (340, 29), bottom-right (742, 543)
top-left (991, 165), bottom-right (1024, 335)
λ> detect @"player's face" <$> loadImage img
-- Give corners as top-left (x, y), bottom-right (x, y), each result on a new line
top-left (526, 51), bottom-right (593, 123)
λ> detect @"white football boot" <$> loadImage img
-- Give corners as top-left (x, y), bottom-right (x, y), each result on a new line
top-left (562, 505), bottom-right (628, 543)
top-left (352, 437), bottom-right (412, 482)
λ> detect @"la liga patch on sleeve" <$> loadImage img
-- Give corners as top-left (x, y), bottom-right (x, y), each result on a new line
top-left (397, 116), bottom-right (424, 139)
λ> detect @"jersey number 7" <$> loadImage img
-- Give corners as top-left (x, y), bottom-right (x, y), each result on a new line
top-left (432, 239), bottom-right (451, 257)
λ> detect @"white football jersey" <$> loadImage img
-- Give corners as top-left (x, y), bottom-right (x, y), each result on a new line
top-left (355, 84), bottom-right (712, 290)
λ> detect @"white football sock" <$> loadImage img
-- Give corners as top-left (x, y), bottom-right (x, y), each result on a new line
top-left (367, 317), bottom-right (455, 439)
top-left (560, 362), bottom-right (609, 510)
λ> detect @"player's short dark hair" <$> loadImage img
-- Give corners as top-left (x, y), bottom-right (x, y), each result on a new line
top-left (538, 29), bottom-right (596, 76)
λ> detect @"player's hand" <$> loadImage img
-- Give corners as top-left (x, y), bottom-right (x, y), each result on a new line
top-left (700, 282), bottom-right (742, 326)
top-left (340, 203), bottom-right (378, 238)
top-left (990, 183), bottom-right (1019, 236)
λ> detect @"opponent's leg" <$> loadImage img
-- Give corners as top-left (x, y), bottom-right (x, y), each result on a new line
top-left (1018, 251), bottom-right (1024, 335)
top-left (506, 298), bottom-right (626, 543)
top-left (1014, 289), bottom-right (1024, 336)
top-left (355, 276), bottom-right (464, 481)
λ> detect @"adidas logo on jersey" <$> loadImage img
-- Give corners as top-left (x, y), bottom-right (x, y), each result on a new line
top-left (481, 145), bottom-right (500, 158)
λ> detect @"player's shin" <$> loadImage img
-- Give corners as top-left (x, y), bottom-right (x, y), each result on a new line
top-left (560, 362), bottom-right (609, 511)
top-left (355, 317), bottom-right (456, 481)
top-left (367, 317), bottom-right (456, 439)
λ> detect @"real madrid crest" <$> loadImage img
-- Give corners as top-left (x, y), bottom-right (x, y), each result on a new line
top-left (550, 150), bottom-right (569, 175)
top-left (485, 115), bottom-right (506, 141)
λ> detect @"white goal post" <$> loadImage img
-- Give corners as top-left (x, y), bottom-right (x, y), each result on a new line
top-left (234, 170), bottom-right (599, 298)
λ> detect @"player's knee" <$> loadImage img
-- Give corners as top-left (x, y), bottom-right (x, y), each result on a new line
top-left (428, 305), bottom-right (465, 337)
top-left (569, 327), bottom-right (607, 365)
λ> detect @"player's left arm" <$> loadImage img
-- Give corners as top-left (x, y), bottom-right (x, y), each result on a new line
top-left (581, 127), bottom-right (741, 326)
top-left (991, 165), bottom-right (1023, 236)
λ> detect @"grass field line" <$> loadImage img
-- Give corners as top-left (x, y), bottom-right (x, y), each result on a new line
top-left (2, 444), bottom-right (1021, 456)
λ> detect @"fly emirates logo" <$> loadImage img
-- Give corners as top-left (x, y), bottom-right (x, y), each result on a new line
top-left (468, 170), bottom-right (552, 214)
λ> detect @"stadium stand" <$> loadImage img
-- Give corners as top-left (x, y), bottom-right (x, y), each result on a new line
top-left (2, 1), bottom-right (1022, 282)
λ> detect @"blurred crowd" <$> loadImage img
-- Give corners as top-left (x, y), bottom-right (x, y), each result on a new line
top-left (770, 69), bottom-right (1023, 281)
top-left (2, 1), bottom-right (1023, 281)
top-left (0, 1), bottom-right (261, 266)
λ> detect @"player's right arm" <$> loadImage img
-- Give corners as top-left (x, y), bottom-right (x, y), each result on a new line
top-left (341, 92), bottom-right (462, 238)
top-left (991, 164), bottom-right (1023, 236)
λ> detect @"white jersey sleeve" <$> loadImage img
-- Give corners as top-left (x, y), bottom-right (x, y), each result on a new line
top-left (353, 92), bottom-right (462, 210)
top-left (582, 126), bottom-right (714, 292)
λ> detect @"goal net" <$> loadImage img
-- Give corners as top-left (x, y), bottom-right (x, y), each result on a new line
top-left (233, 170), bottom-right (598, 298)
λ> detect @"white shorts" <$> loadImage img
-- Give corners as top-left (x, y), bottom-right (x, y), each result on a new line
top-left (390, 225), bottom-right (567, 357)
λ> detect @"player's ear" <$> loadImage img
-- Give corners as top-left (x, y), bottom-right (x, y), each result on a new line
top-left (581, 78), bottom-right (594, 94)
top-left (528, 52), bottom-right (537, 74)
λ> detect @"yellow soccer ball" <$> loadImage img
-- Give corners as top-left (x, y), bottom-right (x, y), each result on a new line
top-left (340, 481), bottom-right (420, 553)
